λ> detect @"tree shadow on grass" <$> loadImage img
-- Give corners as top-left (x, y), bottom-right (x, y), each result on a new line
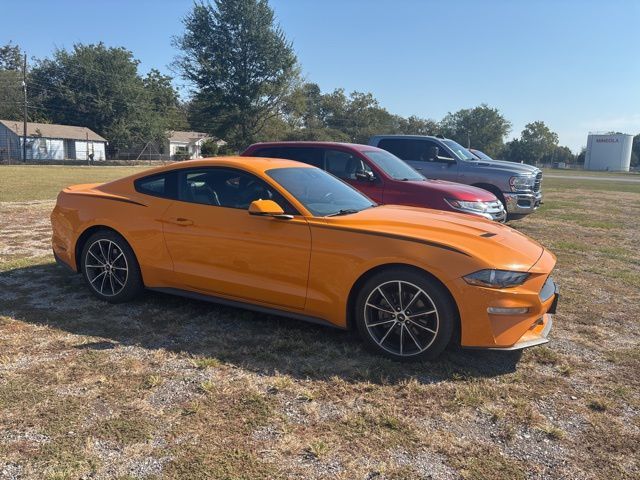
top-left (1, 263), bottom-right (522, 385)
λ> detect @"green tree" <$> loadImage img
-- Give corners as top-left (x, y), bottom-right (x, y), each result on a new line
top-left (175, 0), bottom-right (298, 149)
top-left (143, 69), bottom-right (188, 140)
top-left (0, 42), bottom-right (22, 70)
top-left (200, 138), bottom-right (219, 156)
top-left (30, 43), bottom-right (151, 154)
top-left (543, 145), bottom-right (575, 164)
top-left (501, 138), bottom-right (527, 163)
top-left (333, 90), bottom-right (398, 144)
top-left (396, 115), bottom-right (439, 136)
top-left (0, 42), bottom-right (24, 121)
top-left (631, 134), bottom-right (640, 167)
top-left (576, 147), bottom-right (586, 165)
top-left (503, 121), bottom-right (559, 164)
top-left (519, 121), bottom-right (559, 163)
top-left (279, 82), bottom-right (348, 141)
top-left (279, 83), bottom-right (401, 143)
top-left (438, 104), bottom-right (511, 157)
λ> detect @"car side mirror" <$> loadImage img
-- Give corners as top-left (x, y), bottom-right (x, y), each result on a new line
top-left (355, 169), bottom-right (375, 182)
top-left (438, 155), bottom-right (456, 163)
top-left (248, 199), bottom-right (292, 219)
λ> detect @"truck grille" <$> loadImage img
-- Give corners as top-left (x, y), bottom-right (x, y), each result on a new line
top-left (533, 172), bottom-right (542, 192)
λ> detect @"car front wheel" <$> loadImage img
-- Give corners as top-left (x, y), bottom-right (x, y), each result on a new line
top-left (355, 268), bottom-right (455, 361)
top-left (81, 230), bottom-right (143, 303)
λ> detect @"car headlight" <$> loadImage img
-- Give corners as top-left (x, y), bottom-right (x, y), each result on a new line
top-left (509, 175), bottom-right (535, 192)
top-left (445, 198), bottom-right (491, 213)
top-left (463, 269), bottom-right (530, 288)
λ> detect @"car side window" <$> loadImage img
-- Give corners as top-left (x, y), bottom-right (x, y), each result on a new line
top-left (176, 167), bottom-right (298, 214)
top-left (377, 139), bottom-right (410, 159)
top-left (134, 172), bottom-right (177, 199)
top-left (324, 149), bottom-right (372, 180)
top-left (419, 140), bottom-right (454, 163)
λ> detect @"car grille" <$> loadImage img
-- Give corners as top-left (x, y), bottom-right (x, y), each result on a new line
top-left (486, 200), bottom-right (507, 222)
top-left (533, 171), bottom-right (542, 192)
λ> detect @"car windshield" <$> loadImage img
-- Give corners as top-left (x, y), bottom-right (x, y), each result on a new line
top-left (362, 150), bottom-right (424, 181)
top-left (442, 140), bottom-right (477, 161)
top-left (471, 149), bottom-right (493, 161)
top-left (266, 167), bottom-right (376, 217)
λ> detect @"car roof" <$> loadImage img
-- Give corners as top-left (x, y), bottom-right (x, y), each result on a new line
top-left (370, 135), bottom-right (448, 141)
top-left (135, 156), bottom-right (316, 179)
top-left (244, 141), bottom-right (385, 152)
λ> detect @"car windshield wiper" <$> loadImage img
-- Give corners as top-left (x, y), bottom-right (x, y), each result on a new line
top-left (326, 209), bottom-right (361, 217)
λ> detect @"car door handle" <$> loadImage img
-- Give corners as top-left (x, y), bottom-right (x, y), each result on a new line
top-left (414, 167), bottom-right (423, 171)
top-left (167, 217), bottom-right (193, 226)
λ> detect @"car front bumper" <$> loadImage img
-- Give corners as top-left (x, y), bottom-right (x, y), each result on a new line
top-left (503, 190), bottom-right (542, 215)
top-left (451, 249), bottom-right (559, 350)
top-left (486, 313), bottom-right (553, 350)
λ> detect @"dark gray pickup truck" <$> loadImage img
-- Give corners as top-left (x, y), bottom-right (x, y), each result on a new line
top-left (369, 135), bottom-right (542, 219)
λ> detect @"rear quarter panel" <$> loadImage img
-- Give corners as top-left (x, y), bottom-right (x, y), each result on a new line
top-left (51, 189), bottom-right (175, 287)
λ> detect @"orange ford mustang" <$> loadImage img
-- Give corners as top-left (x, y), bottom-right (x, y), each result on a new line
top-left (51, 156), bottom-right (558, 360)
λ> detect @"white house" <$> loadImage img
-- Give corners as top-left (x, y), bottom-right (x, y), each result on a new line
top-left (167, 131), bottom-right (226, 159)
top-left (0, 120), bottom-right (107, 161)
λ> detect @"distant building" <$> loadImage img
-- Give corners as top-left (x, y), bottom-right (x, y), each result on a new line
top-left (167, 130), bottom-right (226, 159)
top-left (0, 120), bottom-right (107, 162)
top-left (584, 132), bottom-right (633, 172)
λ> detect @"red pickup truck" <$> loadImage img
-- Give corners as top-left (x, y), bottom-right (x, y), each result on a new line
top-left (242, 142), bottom-right (506, 222)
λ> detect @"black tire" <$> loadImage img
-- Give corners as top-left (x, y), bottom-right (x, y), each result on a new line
top-left (355, 268), bottom-right (456, 361)
top-left (80, 230), bottom-right (143, 303)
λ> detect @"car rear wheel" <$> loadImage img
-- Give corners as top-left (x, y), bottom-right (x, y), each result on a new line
top-left (355, 268), bottom-right (455, 361)
top-left (81, 230), bottom-right (143, 303)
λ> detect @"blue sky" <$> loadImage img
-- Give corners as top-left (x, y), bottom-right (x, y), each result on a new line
top-left (3, 0), bottom-right (638, 151)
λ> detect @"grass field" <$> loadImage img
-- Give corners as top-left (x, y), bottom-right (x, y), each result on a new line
top-left (0, 165), bottom-right (148, 202)
top-left (542, 168), bottom-right (639, 177)
top-left (1, 166), bottom-right (639, 479)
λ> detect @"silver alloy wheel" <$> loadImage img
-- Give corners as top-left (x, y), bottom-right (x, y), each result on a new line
top-left (364, 280), bottom-right (439, 357)
top-left (84, 239), bottom-right (129, 297)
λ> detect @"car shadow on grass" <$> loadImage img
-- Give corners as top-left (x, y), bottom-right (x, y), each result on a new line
top-left (1, 263), bottom-right (522, 384)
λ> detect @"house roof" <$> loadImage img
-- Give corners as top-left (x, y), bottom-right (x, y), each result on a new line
top-left (168, 130), bottom-right (210, 144)
top-left (0, 120), bottom-right (106, 142)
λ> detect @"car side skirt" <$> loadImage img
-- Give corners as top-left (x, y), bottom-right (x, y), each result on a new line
top-left (148, 287), bottom-right (343, 330)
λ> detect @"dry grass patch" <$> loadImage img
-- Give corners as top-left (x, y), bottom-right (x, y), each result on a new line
top-left (0, 169), bottom-right (639, 478)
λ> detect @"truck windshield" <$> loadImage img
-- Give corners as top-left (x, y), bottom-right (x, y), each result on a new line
top-left (362, 150), bottom-right (424, 181)
top-left (442, 140), bottom-right (477, 161)
top-left (471, 149), bottom-right (493, 161)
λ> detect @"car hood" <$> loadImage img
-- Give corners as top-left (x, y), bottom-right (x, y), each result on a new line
top-left (466, 158), bottom-right (540, 175)
top-left (322, 204), bottom-right (545, 271)
top-left (402, 179), bottom-right (497, 201)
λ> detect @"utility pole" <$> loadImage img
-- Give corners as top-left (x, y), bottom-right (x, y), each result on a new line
top-left (22, 53), bottom-right (27, 162)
